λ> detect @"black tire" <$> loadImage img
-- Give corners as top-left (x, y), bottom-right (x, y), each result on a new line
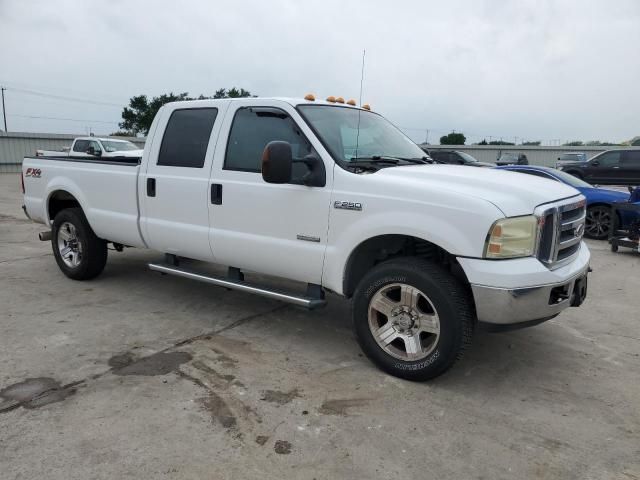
top-left (585, 205), bottom-right (611, 240)
top-left (52, 208), bottom-right (107, 280)
top-left (611, 243), bottom-right (618, 252)
top-left (352, 257), bottom-right (474, 381)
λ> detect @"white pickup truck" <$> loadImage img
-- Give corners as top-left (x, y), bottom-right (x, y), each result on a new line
top-left (36, 137), bottom-right (143, 159)
top-left (21, 96), bottom-right (590, 380)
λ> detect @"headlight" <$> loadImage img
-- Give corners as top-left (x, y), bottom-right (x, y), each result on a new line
top-left (484, 215), bottom-right (538, 259)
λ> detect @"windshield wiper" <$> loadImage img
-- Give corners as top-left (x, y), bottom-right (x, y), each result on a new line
top-left (396, 156), bottom-right (432, 164)
top-left (349, 155), bottom-right (400, 164)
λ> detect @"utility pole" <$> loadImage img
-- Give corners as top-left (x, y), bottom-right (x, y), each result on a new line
top-left (425, 129), bottom-right (430, 144)
top-left (1, 87), bottom-right (7, 132)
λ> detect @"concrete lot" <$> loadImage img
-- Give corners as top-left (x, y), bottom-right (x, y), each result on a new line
top-left (0, 173), bottom-right (639, 480)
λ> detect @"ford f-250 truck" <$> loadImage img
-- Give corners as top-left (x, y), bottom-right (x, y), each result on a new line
top-left (21, 96), bottom-right (590, 380)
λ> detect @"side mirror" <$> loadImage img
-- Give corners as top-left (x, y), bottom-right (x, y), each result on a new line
top-left (591, 160), bottom-right (599, 166)
top-left (86, 146), bottom-right (95, 155)
top-left (261, 141), bottom-right (292, 184)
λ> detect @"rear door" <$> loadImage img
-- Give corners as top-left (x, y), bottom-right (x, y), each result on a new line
top-left (584, 151), bottom-right (621, 184)
top-left (620, 150), bottom-right (640, 184)
top-left (139, 102), bottom-right (229, 261)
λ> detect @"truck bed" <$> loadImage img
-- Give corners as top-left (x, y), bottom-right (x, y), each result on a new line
top-left (22, 155), bottom-right (146, 248)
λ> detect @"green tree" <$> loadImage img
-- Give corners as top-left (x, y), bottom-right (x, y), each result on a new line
top-left (477, 139), bottom-right (488, 145)
top-left (120, 88), bottom-right (254, 135)
top-left (522, 141), bottom-right (541, 146)
top-left (110, 130), bottom-right (137, 137)
top-left (440, 132), bottom-right (466, 145)
top-left (563, 141), bottom-right (584, 146)
top-left (488, 140), bottom-right (514, 145)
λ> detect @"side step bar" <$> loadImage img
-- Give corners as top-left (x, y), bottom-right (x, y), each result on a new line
top-left (148, 263), bottom-right (327, 310)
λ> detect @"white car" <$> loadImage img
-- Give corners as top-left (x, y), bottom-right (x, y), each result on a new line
top-left (36, 137), bottom-right (143, 159)
top-left (21, 96), bottom-right (590, 381)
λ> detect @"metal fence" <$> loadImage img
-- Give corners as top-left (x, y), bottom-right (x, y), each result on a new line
top-left (0, 132), bottom-right (146, 173)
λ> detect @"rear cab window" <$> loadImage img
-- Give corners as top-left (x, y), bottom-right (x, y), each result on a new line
top-left (73, 140), bottom-right (89, 152)
top-left (158, 108), bottom-right (218, 168)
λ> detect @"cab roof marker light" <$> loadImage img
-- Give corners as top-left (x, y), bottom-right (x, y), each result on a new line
top-left (304, 93), bottom-right (316, 101)
top-left (326, 96), bottom-right (336, 103)
top-left (362, 103), bottom-right (371, 110)
top-left (335, 97), bottom-right (345, 104)
top-left (347, 99), bottom-right (356, 106)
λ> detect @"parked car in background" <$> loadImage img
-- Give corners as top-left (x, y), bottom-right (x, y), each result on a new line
top-left (424, 149), bottom-right (493, 167)
top-left (558, 149), bottom-right (640, 185)
top-left (36, 137), bottom-right (143, 159)
top-left (497, 165), bottom-right (640, 239)
top-left (496, 152), bottom-right (528, 165)
top-left (556, 152), bottom-right (587, 169)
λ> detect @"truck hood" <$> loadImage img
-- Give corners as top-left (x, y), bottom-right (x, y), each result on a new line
top-left (377, 164), bottom-right (581, 217)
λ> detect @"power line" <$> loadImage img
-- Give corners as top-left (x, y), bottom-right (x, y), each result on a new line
top-left (6, 86), bottom-right (124, 108)
top-left (9, 114), bottom-right (120, 124)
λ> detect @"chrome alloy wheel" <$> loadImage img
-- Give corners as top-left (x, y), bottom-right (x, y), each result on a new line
top-left (368, 283), bottom-right (440, 361)
top-left (57, 221), bottom-right (83, 268)
top-left (585, 206), bottom-right (611, 239)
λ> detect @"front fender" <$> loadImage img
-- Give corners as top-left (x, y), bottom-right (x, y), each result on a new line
top-left (322, 203), bottom-right (502, 295)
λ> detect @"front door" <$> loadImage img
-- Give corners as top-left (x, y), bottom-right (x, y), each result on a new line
top-left (139, 103), bottom-right (228, 261)
top-left (208, 102), bottom-right (332, 284)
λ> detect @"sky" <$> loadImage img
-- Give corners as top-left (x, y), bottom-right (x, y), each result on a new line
top-left (0, 0), bottom-right (638, 144)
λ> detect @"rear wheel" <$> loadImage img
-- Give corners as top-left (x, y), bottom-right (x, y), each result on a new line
top-left (352, 257), bottom-right (474, 381)
top-left (52, 208), bottom-right (107, 280)
top-left (585, 205), bottom-right (611, 240)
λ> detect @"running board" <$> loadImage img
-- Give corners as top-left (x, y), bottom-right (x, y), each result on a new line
top-left (148, 263), bottom-right (327, 310)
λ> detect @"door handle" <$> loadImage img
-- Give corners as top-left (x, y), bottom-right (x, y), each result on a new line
top-left (147, 178), bottom-right (156, 197)
top-left (211, 183), bottom-right (223, 205)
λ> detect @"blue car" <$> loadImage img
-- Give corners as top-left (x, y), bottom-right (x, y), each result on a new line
top-left (496, 165), bottom-right (640, 239)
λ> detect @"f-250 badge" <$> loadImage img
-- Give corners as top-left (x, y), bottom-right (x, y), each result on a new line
top-left (25, 168), bottom-right (42, 178)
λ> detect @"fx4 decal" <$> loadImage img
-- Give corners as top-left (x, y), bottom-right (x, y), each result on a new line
top-left (25, 168), bottom-right (42, 178)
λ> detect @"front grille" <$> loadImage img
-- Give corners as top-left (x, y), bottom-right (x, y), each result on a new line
top-left (536, 197), bottom-right (586, 269)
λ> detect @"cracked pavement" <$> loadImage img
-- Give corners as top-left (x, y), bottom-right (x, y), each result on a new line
top-left (1, 174), bottom-right (639, 479)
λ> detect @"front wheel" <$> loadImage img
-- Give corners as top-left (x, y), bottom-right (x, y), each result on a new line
top-left (585, 205), bottom-right (612, 240)
top-left (352, 258), bottom-right (474, 381)
top-left (52, 208), bottom-right (107, 280)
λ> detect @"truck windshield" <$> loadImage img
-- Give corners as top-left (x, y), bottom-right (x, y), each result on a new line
top-left (297, 105), bottom-right (427, 164)
top-left (101, 140), bottom-right (139, 152)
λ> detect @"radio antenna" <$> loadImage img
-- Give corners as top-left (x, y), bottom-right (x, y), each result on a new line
top-left (358, 49), bottom-right (366, 105)
top-left (354, 49), bottom-right (366, 161)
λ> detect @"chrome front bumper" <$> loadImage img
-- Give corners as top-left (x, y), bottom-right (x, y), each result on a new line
top-left (471, 264), bottom-right (590, 326)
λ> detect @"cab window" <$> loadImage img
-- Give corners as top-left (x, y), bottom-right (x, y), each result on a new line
top-left (158, 108), bottom-right (218, 168)
top-left (73, 140), bottom-right (89, 152)
top-left (224, 107), bottom-right (317, 179)
top-left (593, 151), bottom-right (620, 167)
